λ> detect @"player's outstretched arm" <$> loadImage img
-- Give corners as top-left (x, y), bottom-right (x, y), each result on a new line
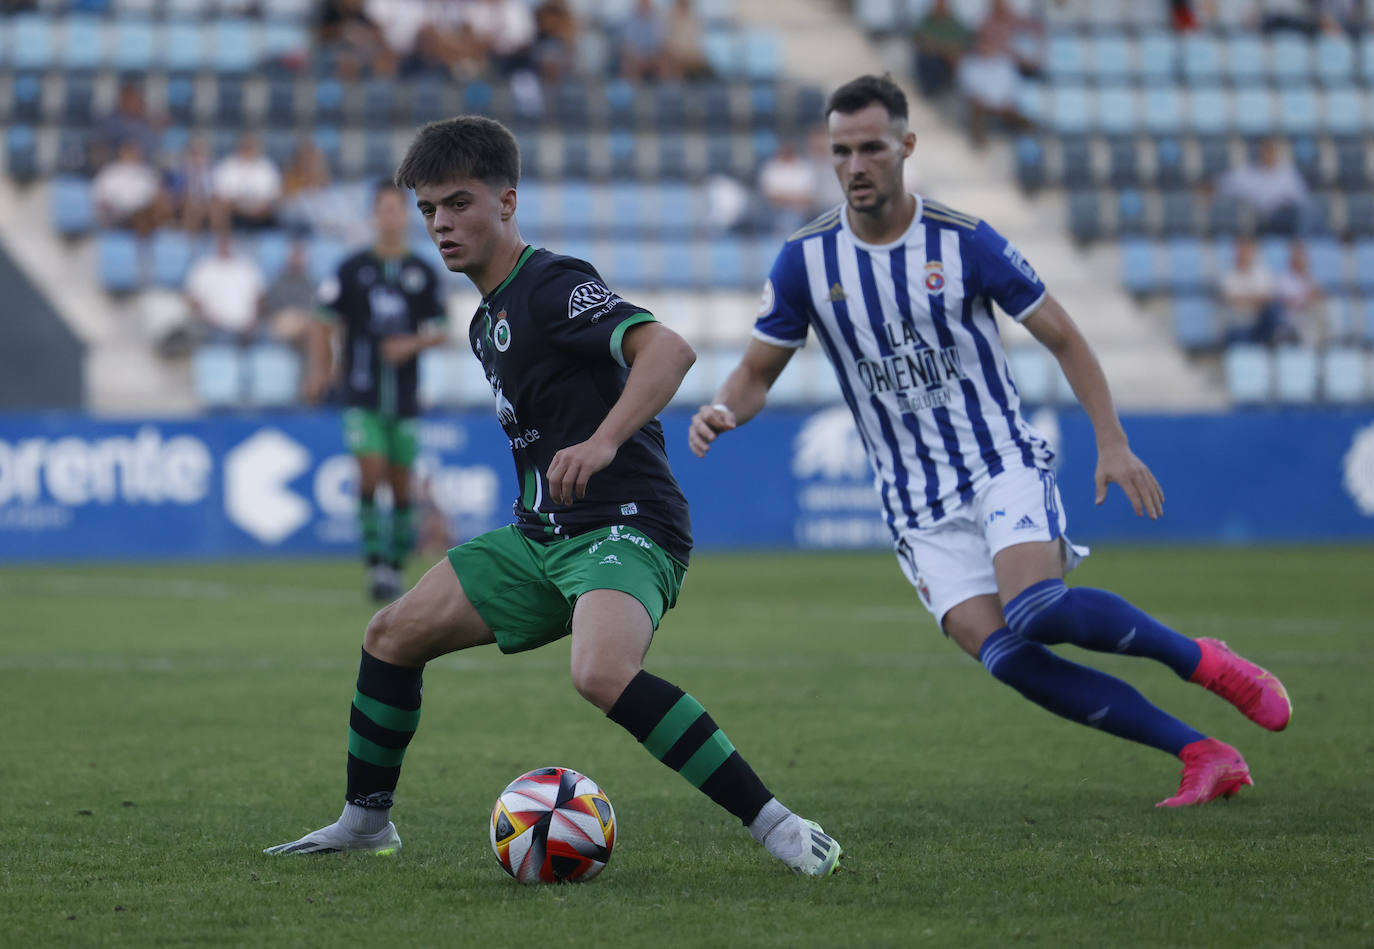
top-left (546, 321), bottom-right (696, 504)
top-left (688, 339), bottom-right (795, 458)
top-left (1022, 294), bottom-right (1165, 519)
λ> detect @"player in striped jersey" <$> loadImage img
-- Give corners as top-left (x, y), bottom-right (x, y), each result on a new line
top-left (690, 75), bottom-right (1291, 807)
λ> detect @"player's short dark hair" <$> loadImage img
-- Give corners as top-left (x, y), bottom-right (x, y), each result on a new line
top-left (373, 178), bottom-right (406, 204)
top-left (825, 74), bottom-right (909, 122)
top-left (394, 115), bottom-right (521, 192)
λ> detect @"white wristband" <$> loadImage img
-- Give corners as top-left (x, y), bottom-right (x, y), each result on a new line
top-left (710, 403), bottom-right (730, 413)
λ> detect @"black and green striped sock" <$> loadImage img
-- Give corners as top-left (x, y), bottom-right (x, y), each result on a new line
top-left (389, 504), bottom-right (415, 569)
top-left (346, 648), bottom-right (422, 810)
top-left (607, 670), bottom-right (771, 825)
top-left (359, 497), bottom-right (384, 564)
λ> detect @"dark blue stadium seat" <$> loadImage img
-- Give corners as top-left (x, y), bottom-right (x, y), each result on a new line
top-left (5, 125), bottom-right (39, 182)
top-left (55, 128), bottom-right (92, 175)
top-left (12, 73), bottom-right (44, 124)
top-left (97, 230), bottom-right (143, 294)
top-left (51, 176), bottom-right (94, 239)
top-left (604, 79), bottom-right (635, 127)
top-left (793, 85), bottom-right (825, 127)
top-left (1352, 240), bottom-right (1374, 294)
top-left (654, 83), bottom-right (688, 129)
top-left (748, 84), bottom-right (778, 128)
top-left (215, 76), bottom-right (247, 124)
top-left (1059, 136), bottom-right (1092, 186)
top-left (363, 130), bottom-right (395, 178)
top-left (1014, 136), bottom-right (1046, 191)
top-left (265, 76), bottom-right (296, 126)
top-left (62, 74), bottom-right (97, 125)
top-left (515, 134), bottom-right (540, 179)
top-left (706, 133), bottom-right (735, 177)
top-left (314, 78), bottom-right (344, 123)
top-left (552, 81), bottom-right (591, 129)
top-left (1107, 137), bottom-right (1140, 187)
top-left (1160, 189), bottom-right (1197, 236)
top-left (1344, 193), bottom-right (1374, 237)
top-left (1362, 297), bottom-right (1374, 344)
top-left (165, 74), bottom-right (195, 124)
top-left (1290, 135), bottom-right (1323, 186)
top-left (1068, 190), bottom-right (1102, 242)
top-left (1198, 136), bottom-right (1231, 180)
top-left (1172, 296), bottom-right (1218, 350)
top-left (312, 125), bottom-right (342, 174)
top-left (462, 79), bottom-right (494, 113)
top-left (559, 134), bottom-right (591, 179)
top-left (608, 130), bottom-right (637, 179)
top-left (657, 134), bottom-right (690, 180)
top-left (1334, 138), bottom-right (1368, 189)
top-left (1153, 137), bottom-right (1187, 187)
top-left (1115, 189), bottom-right (1147, 236)
top-left (1304, 190), bottom-right (1335, 235)
top-left (361, 79), bottom-right (397, 127)
top-left (409, 78), bottom-right (447, 125)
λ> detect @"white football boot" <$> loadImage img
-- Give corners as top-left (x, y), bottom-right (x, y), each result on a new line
top-left (263, 820), bottom-right (402, 856)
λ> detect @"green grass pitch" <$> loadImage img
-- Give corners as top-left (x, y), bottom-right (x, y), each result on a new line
top-left (2, 546), bottom-right (1371, 948)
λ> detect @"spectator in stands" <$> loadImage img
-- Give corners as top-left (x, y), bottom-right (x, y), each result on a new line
top-left (1220, 236), bottom-right (1297, 344)
top-left (1275, 242), bottom-right (1330, 345)
top-left (956, 0), bottom-right (1040, 147)
top-left (163, 137), bottom-right (216, 233)
top-left (465, 0), bottom-right (542, 113)
top-left (318, 0), bottom-right (398, 78)
top-left (280, 140), bottom-right (367, 243)
top-left (263, 239), bottom-right (319, 359)
top-left (91, 140), bottom-right (166, 236)
top-left (212, 133), bottom-right (283, 232)
top-left (758, 141), bottom-right (820, 236)
top-left (533, 0), bottom-right (581, 83)
top-left (803, 124), bottom-right (846, 214)
top-left (662, 0), bottom-right (713, 80)
top-left (912, 0), bottom-right (974, 98)
top-left (184, 230), bottom-right (267, 346)
top-left (617, 0), bottom-right (667, 81)
top-left (93, 82), bottom-right (160, 169)
top-left (1212, 137), bottom-right (1310, 236)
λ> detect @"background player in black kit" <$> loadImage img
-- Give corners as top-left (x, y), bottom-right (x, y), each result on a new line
top-left (307, 182), bottom-right (450, 602)
top-left (266, 116), bottom-right (842, 876)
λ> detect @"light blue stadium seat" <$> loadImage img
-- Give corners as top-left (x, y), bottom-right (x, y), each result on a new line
top-left (1138, 30), bottom-right (1177, 82)
top-left (1006, 347), bottom-right (1053, 404)
top-left (701, 29), bottom-right (737, 79)
top-left (1233, 87), bottom-right (1275, 138)
top-left (602, 240), bottom-right (652, 289)
top-left (1277, 87), bottom-right (1319, 136)
top-left (1269, 32), bottom-right (1312, 83)
top-left (246, 341), bottom-right (301, 408)
top-left (6, 125), bottom-right (39, 180)
top-left (149, 229), bottom-right (196, 287)
top-left (1088, 32), bottom-right (1132, 83)
top-left (1314, 32), bottom-right (1355, 84)
top-left (1120, 238), bottom-right (1157, 295)
top-left (7, 15), bottom-right (55, 72)
top-left (742, 30), bottom-right (781, 81)
top-left (709, 237), bottom-right (750, 289)
top-left (658, 182), bottom-right (696, 237)
top-left (1096, 86), bottom-right (1137, 137)
top-left (1361, 34), bottom-right (1374, 83)
top-left (51, 176), bottom-right (94, 239)
top-left (1173, 296), bottom-right (1218, 350)
top-left (1051, 85), bottom-right (1092, 136)
top-left (307, 236), bottom-right (347, 284)
top-left (163, 22), bottom-right (204, 72)
top-left (262, 21), bottom-right (309, 64)
top-left (1323, 86), bottom-right (1367, 137)
top-left (192, 343), bottom-right (244, 410)
top-left (560, 182), bottom-right (595, 238)
top-left (1225, 33), bottom-right (1265, 84)
top-left (1273, 344), bottom-right (1319, 403)
top-left (1322, 345), bottom-right (1366, 402)
top-left (418, 347), bottom-right (466, 409)
top-left (1223, 343), bottom-right (1272, 404)
top-left (265, 0), bottom-right (314, 21)
top-left (1165, 237), bottom-right (1209, 293)
top-left (1015, 83), bottom-right (1047, 127)
top-left (1304, 238), bottom-right (1345, 291)
top-left (1187, 86), bottom-right (1229, 137)
top-left (1142, 86), bottom-right (1184, 136)
top-left (97, 230), bottom-right (142, 294)
top-left (1046, 32), bottom-right (1087, 80)
top-left (1351, 240), bottom-right (1374, 294)
top-left (254, 230), bottom-right (291, 284)
top-left (59, 15), bottom-right (106, 71)
top-left (210, 19), bottom-right (257, 74)
top-left (855, 0), bottom-right (900, 32)
top-left (1181, 33), bottom-right (1223, 82)
top-left (112, 20), bottom-right (158, 73)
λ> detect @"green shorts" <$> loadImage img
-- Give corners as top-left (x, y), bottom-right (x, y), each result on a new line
top-left (447, 525), bottom-right (688, 654)
top-left (343, 408), bottom-right (419, 466)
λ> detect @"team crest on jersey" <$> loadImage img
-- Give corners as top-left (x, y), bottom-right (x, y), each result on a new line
top-left (758, 279), bottom-right (775, 317)
top-left (401, 265), bottom-right (428, 294)
top-left (1002, 240), bottom-right (1038, 282)
top-left (568, 281), bottom-right (621, 321)
top-left (827, 282), bottom-right (847, 303)
top-left (923, 260), bottom-right (945, 293)
top-left (493, 312), bottom-right (511, 352)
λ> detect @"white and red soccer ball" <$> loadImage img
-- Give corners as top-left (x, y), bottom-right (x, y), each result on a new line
top-left (490, 767), bottom-right (616, 884)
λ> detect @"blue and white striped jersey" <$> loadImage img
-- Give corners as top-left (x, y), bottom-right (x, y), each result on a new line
top-left (754, 195), bottom-right (1055, 534)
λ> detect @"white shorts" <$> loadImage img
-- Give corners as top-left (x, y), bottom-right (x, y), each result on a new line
top-left (893, 467), bottom-right (1089, 626)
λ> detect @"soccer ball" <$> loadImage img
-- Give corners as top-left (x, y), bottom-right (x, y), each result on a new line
top-left (489, 767), bottom-right (616, 884)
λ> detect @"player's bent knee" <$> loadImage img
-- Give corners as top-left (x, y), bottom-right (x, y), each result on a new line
top-left (570, 660), bottom-right (639, 714)
top-left (363, 600), bottom-right (430, 666)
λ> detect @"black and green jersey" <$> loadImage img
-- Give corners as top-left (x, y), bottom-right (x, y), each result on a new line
top-left (470, 246), bottom-right (692, 564)
top-left (318, 249), bottom-right (445, 418)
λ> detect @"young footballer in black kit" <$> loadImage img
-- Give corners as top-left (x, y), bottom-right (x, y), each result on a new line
top-left (266, 116), bottom-right (842, 876)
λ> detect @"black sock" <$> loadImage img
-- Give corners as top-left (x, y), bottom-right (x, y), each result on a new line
top-left (346, 648), bottom-right (422, 809)
top-left (607, 670), bottom-right (771, 825)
